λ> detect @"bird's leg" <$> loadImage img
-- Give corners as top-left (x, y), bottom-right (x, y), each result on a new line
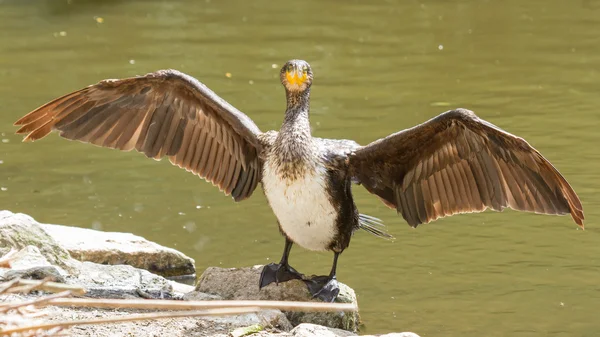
top-left (304, 252), bottom-right (341, 302)
top-left (259, 238), bottom-right (304, 289)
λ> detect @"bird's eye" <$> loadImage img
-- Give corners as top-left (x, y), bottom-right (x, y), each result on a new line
top-left (287, 64), bottom-right (294, 72)
top-left (302, 66), bottom-right (308, 73)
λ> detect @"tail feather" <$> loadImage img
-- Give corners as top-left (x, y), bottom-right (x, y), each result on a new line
top-left (359, 214), bottom-right (394, 240)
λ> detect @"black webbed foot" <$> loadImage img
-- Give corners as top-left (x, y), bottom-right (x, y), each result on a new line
top-left (304, 275), bottom-right (340, 302)
top-left (259, 262), bottom-right (305, 289)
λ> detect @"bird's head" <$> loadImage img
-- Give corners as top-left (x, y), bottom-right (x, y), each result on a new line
top-left (280, 60), bottom-right (313, 93)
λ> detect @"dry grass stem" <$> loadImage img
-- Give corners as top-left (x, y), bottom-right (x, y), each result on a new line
top-left (0, 291), bottom-right (71, 313)
top-left (0, 279), bottom-right (21, 295)
top-left (4, 279), bottom-right (86, 296)
top-left (1, 278), bottom-right (356, 336)
top-left (46, 298), bottom-right (357, 312)
top-left (0, 307), bottom-right (260, 335)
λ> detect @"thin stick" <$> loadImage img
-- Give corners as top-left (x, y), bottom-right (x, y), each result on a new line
top-left (0, 278), bottom-right (21, 295)
top-left (2, 279), bottom-right (86, 296)
top-left (5, 277), bottom-right (55, 295)
top-left (0, 291), bottom-right (72, 313)
top-left (46, 298), bottom-right (357, 312)
top-left (0, 307), bottom-right (260, 335)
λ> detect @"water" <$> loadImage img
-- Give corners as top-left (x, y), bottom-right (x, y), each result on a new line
top-left (1, 1), bottom-right (599, 335)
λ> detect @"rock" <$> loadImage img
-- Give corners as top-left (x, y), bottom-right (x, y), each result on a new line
top-left (169, 279), bottom-right (196, 295)
top-left (1, 289), bottom-right (419, 337)
top-left (0, 211), bottom-right (78, 272)
top-left (185, 279), bottom-right (294, 332)
top-left (0, 290), bottom-right (298, 337)
top-left (0, 211), bottom-right (417, 336)
top-left (0, 245), bottom-right (179, 299)
top-left (0, 211), bottom-right (188, 300)
top-left (291, 323), bottom-right (357, 337)
top-left (194, 266), bottom-right (360, 332)
top-left (2, 266), bottom-right (66, 283)
top-left (183, 291), bottom-right (224, 301)
top-left (7, 245), bottom-right (66, 273)
top-left (72, 261), bottom-right (176, 299)
top-left (0, 211), bottom-right (418, 337)
top-left (203, 309), bottom-right (294, 332)
top-left (196, 266), bottom-right (308, 301)
top-left (0, 246), bottom-right (67, 283)
top-left (40, 223), bottom-right (195, 277)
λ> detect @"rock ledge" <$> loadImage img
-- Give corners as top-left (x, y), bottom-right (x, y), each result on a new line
top-left (0, 210), bottom-right (420, 337)
top-left (41, 223), bottom-right (195, 277)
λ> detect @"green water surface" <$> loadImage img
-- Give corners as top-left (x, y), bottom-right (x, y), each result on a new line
top-left (1, 1), bottom-right (599, 336)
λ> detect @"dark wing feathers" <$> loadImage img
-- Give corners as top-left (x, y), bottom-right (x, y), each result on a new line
top-left (349, 108), bottom-right (584, 228)
top-left (15, 69), bottom-right (262, 201)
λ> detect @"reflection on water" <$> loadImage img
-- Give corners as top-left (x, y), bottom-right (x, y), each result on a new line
top-left (1, 0), bottom-right (599, 335)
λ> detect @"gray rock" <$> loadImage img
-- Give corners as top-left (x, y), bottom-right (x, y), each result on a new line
top-left (8, 245), bottom-right (54, 270)
top-left (0, 211), bottom-right (186, 300)
top-left (0, 246), bottom-right (179, 299)
top-left (0, 211), bottom-right (78, 272)
top-left (40, 223), bottom-right (195, 277)
top-left (183, 291), bottom-right (224, 301)
top-left (205, 309), bottom-right (294, 332)
top-left (2, 265), bottom-right (67, 283)
top-left (169, 279), bottom-right (196, 295)
top-left (291, 323), bottom-right (357, 337)
top-left (71, 261), bottom-right (176, 299)
top-left (0, 246), bottom-right (67, 283)
top-left (194, 266), bottom-right (360, 332)
top-left (0, 211), bottom-right (416, 336)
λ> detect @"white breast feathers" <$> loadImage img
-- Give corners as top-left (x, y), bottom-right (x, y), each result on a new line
top-left (262, 161), bottom-right (338, 251)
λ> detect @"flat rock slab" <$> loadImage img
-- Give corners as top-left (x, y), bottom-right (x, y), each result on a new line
top-left (41, 223), bottom-right (195, 277)
top-left (0, 211), bottom-right (188, 300)
top-left (193, 266), bottom-right (360, 332)
top-left (0, 244), bottom-right (179, 300)
top-left (73, 261), bottom-right (176, 299)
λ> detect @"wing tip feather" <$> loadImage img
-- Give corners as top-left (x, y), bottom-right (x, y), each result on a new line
top-left (572, 213), bottom-right (585, 230)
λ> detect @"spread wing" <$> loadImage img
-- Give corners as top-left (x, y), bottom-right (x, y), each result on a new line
top-left (15, 69), bottom-right (262, 201)
top-left (348, 109), bottom-right (584, 228)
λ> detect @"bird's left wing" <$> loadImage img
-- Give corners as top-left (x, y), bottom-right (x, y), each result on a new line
top-left (348, 109), bottom-right (584, 228)
top-left (14, 69), bottom-right (263, 201)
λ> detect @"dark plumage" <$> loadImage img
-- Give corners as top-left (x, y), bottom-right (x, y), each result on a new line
top-left (14, 59), bottom-right (584, 302)
top-left (349, 110), bottom-right (584, 227)
top-left (16, 69), bottom-right (261, 201)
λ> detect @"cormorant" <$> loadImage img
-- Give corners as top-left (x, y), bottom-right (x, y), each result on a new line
top-left (14, 59), bottom-right (584, 302)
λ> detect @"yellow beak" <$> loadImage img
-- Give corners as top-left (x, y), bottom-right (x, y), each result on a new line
top-left (286, 69), bottom-right (307, 85)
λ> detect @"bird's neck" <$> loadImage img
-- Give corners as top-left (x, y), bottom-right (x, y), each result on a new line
top-left (280, 88), bottom-right (311, 138)
top-left (275, 89), bottom-right (313, 162)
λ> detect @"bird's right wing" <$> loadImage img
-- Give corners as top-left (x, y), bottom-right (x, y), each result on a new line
top-left (15, 69), bottom-right (262, 201)
top-left (348, 109), bottom-right (584, 228)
